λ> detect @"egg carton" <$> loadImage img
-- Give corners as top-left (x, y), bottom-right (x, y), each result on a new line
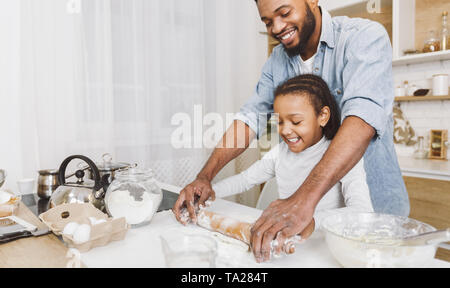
top-left (39, 203), bottom-right (129, 253)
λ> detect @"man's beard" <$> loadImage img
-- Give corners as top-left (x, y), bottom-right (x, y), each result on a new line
top-left (284, 5), bottom-right (316, 58)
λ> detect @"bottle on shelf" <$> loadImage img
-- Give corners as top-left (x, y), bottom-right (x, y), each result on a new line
top-left (441, 11), bottom-right (449, 51)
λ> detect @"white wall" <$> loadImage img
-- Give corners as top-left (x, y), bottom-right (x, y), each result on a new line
top-left (0, 0), bottom-right (23, 192)
top-left (393, 60), bottom-right (450, 157)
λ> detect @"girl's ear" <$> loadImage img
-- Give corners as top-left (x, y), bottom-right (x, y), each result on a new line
top-left (318, 106), bottom-right (331, 128)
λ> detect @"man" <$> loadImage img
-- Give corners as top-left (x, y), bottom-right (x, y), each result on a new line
top-left (173, 0), bottom-right (410, 263)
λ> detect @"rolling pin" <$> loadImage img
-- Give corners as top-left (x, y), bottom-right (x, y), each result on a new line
top-left (182, 208), bottom-right (299, 256)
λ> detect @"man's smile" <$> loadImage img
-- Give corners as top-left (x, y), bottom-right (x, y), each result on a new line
top-left (276, 27), bottom-right (297, 46)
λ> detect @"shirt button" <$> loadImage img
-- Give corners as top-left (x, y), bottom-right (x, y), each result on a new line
top-left (337, 89), bottom-right (342, 95)
top-left (314, 67), bottom-right (319, 72)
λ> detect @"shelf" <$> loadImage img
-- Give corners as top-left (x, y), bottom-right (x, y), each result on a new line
top-left (392, 50), bottom-right (450, 67)
top-left (395, 95), bottom-right (450, 102)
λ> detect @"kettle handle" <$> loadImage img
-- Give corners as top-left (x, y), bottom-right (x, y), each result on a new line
top-left (58, 155), bottom-right (103, 192)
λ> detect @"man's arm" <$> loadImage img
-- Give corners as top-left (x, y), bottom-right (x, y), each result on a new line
top-left (172, 120), bottom-right (256, 223)
top-left (250, 116), bottom-right (375, 263)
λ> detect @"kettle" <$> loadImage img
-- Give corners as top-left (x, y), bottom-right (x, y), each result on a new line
top-left (50, 155), bottom-right (109, 211)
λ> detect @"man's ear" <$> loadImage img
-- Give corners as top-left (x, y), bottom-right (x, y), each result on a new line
top-left (319, 106), bottom-right (331, 128)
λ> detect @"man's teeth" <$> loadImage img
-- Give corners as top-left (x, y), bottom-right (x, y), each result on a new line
top-left (280, 30), bottom-right (295, 40)
top-left (287, 137), bottom-right (300, 143)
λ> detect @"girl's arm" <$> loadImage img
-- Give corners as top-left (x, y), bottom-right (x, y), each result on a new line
top-left (212, 145), bottom-right (279, 198)
top-left (314, 158), bottom-right (374, 230)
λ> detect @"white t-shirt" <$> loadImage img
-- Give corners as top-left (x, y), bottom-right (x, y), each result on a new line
top-left (212, 137), bottom-right (374, 229)
top-left (299, 38), bottom-right (321, 73)
top-left (299, 53), bottom-right (317, 74)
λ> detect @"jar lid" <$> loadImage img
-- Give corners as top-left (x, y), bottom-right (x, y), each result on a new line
top-left (115, 168), bottom-right (155, 181)
top-left (96, 162), bottom-right (130, 172)
top-left (95, 153), bottom-right (130, 172)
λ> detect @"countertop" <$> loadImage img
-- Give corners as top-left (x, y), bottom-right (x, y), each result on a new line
top-left (397, 156), bottom-right (450, 181)
top-left (80, 182), bottom-right (450, 268)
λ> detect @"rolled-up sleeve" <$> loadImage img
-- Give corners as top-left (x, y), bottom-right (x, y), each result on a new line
top-left (341, 22), bottom-right (394, 139)
top-left (234, 53), bottom-right (276, 139)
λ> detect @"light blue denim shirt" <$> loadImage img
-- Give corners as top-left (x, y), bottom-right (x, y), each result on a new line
top-left (235, 8), bottom-right (410, 216)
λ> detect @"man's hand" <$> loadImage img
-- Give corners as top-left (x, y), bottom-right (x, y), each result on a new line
top-left (172, 177), bottom-right (215, 224)
top-left (250, 193), bottom-right (315, 263)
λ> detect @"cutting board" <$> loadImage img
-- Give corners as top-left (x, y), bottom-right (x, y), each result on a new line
top-left (0, 202), bottom-right (70, 268)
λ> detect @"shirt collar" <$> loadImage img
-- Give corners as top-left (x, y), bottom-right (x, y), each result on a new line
top-left (319, 7), bottom-right (335, 49)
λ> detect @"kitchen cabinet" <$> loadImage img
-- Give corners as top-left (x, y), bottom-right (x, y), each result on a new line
top-left (399, 156), bottom-right (450, 262)
top-left (403, 176), bottom-right (450, 262)
top-left (321, 0), bottom-right (450, 66)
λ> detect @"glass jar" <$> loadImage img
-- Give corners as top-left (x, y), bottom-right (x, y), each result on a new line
top-left (423, 30), bottom-right (441, 53)
top-left (104, 168), bottom-right (162, 228)
top-left (413, 136), bottom-right (428, 159)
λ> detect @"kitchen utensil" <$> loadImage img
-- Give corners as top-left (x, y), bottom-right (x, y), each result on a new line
top-left (37, 169), bottom-right (60, 199)
top-left (0, 169), bottom-right (6, 188)
top-left (50, 155), bottom-right (109, 211)
top-left (0, 215), bottom-right (50, 244)
top-left (321, 212), bottom-right (449, 268)
top-left (160, 229), bottom-right (218, 268)
top-left (400, 228), bottom-right (450, 246)
top-left (432, 74), bottom-right (449, 96)
top-left (181, 206), bottom-right (299, 256)
top-left (17, 179), bottom-right (35, 195)
top-left (87, 153), bottom-right (132, 189)
top-left (104, 168), bottom-right (162, 227)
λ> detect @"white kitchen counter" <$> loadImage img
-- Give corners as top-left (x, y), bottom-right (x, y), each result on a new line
top-left (80, 182), bottom-right (450, 268)
top-left (398, 156), bottom-right (450, 181)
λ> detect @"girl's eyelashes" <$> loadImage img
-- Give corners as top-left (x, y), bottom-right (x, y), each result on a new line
top-left (278, 120), bottom-right (302, 125)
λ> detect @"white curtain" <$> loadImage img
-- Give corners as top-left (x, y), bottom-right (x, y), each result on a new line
top-left (1, 0), bottom-right (267, 205)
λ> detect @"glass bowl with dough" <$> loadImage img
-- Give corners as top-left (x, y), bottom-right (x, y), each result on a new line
top-left (321, 213), bottom-right (442, 268)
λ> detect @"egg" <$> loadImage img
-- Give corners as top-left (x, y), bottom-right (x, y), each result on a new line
top-left (72, 224), bottom-right (91, 244)
top-left (62, 222), bottom-right (79, 236)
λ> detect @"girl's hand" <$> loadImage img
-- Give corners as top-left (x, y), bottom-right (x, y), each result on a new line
top-left (172, 176), bottom-right (216, 224)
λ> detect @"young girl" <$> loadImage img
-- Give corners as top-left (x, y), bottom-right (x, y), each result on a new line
top-left (212, 74), bottom-right (374, 240)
